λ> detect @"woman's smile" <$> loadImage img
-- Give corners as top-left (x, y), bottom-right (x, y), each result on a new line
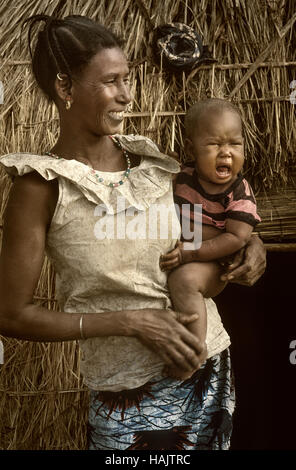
top-left (108, 110), bottom-right (126, 121)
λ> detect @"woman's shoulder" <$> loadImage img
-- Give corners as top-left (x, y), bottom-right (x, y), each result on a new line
top-left (0, 152), bottom-right (56, 178)
top-left (13, 167), bottom-right (58, 191)
top-left (0, 151), bottom-right (90, 184)
top-left (3, 165), bottom-right (58, 230)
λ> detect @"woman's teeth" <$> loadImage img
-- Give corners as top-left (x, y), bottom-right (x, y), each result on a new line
top-left (109, 111), bottom-right (125, 121)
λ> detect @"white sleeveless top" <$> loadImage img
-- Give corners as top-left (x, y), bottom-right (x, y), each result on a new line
top-left (0, 135), bottom-right (230, 391)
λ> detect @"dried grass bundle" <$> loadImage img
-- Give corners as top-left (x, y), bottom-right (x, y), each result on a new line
top-left (256, 182), bottom-right (296, 241)
top-left (0, 0), bottom-right (295, 450)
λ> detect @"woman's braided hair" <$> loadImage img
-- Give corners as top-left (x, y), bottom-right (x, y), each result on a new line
top-left (22, 15), bottom-right (123, 101)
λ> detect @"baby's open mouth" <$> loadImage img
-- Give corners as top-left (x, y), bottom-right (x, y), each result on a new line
top-left (216, 164), bottom-right (231, 178)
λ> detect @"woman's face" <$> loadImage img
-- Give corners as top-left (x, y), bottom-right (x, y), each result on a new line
top-left (70, 47), bottom-right (131, 136)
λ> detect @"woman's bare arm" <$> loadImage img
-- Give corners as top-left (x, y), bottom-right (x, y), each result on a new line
top-left (0, 171), bottom-right (98, 341)
top-left (0, 172), bottom-right (202, 372)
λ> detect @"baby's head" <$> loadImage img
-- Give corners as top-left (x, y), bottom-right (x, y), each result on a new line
top-left (185, 98), bottom-right (244, 189)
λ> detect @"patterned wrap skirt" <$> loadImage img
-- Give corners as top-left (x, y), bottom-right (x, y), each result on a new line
top-left (88, 348), bottom-right (235, 450)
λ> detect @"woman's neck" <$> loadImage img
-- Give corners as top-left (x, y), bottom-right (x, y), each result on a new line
top-left (50, 128), bottom-right (124, 171)
top-left (52, 128), bottom-right (109, 158)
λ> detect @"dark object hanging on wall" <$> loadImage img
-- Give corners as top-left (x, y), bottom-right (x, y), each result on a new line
top-left (153, 22), bottom-right (216, 73)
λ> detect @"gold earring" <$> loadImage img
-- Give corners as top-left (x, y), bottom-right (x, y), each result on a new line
top-left (57, 72), bottom-right (63, 81)
top-left (65, 99), bottom-right (72, 110)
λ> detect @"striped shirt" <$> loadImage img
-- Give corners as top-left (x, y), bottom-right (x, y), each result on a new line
top-left (174, 163), bottom-right (261, 230)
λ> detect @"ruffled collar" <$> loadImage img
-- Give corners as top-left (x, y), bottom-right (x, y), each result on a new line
top-left (0, 134), bottom-right (180, 214)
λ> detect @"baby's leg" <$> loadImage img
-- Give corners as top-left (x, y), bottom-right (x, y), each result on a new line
top-left (166, 261), bottom-right (226, 380)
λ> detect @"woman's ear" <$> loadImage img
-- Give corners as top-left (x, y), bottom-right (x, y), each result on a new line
top-left (54, 73), bottom-right (73, 102)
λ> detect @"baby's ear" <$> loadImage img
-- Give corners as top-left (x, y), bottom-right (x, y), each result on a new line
top-left (184, 138), bottom-right (194, 159)
top-left (241, 136), bottom-right (245, 151)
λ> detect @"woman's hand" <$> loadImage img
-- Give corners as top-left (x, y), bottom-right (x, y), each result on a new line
top-left (220, 234), bottom-right (266, 286)
top-left (163, 342), bottom-right (208, 381)
top-left (127, 308), bottom-right (203, 373)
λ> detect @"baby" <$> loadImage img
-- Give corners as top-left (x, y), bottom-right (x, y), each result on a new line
top-left (160, 98), bottom-right (261, 380)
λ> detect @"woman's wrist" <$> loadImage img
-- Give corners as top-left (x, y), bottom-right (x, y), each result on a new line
top-left (82, 309), bottom-right (137, 339)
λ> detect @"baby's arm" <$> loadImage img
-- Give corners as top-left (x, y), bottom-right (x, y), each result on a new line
top-left (160, 220), bottom-right (253, 271)
top-left (181, 219), bottom-right (254, 264)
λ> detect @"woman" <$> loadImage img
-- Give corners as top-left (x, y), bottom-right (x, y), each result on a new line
top-left (0, 15), bottom-right (266, 450)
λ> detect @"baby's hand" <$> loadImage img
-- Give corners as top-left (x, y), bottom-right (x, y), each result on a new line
top-left (160, 241), bottom-right (196, 271)
top-left (159, 241), bottom-right (183, 271)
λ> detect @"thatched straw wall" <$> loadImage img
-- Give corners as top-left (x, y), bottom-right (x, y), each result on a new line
top-left (0, 0), bottom-right (295, 450)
